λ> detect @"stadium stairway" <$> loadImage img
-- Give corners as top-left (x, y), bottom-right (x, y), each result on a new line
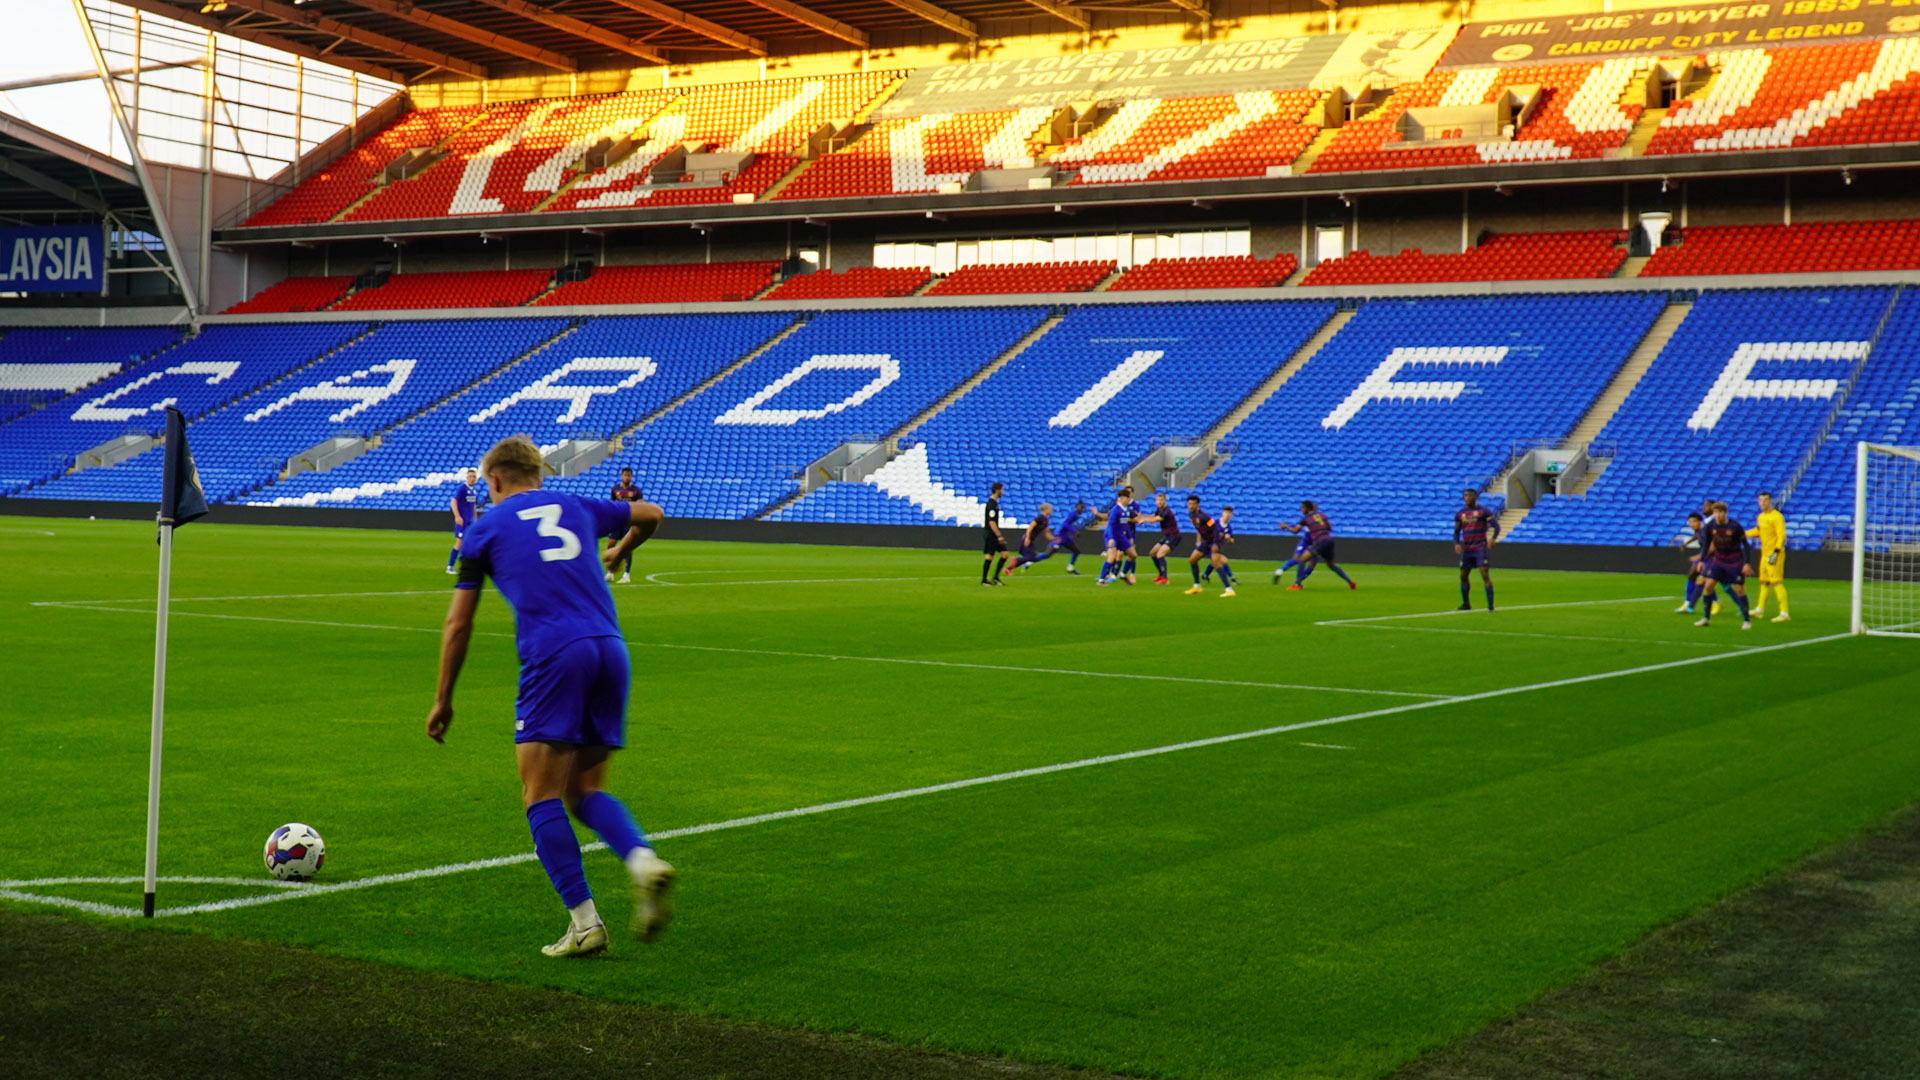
top-left (613, 315), bottom-right (808, 446)
top-left (884, 312), bottom-right (1065, 453)
top-left (1199, 307), bottom-right (1354, 459)
top-left (1493, 297), bottom-right (1693, 537)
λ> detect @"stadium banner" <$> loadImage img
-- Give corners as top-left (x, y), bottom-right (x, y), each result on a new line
top-left (873, 28), bottom-right (1456, 117)
top-left (0, 225), bottom-right (106, 293)
top-left (1442, 1), bottom-right (1920, 68)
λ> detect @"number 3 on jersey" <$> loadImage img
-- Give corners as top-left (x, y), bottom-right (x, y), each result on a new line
top-left (516, 504), bottom-right (581, 562)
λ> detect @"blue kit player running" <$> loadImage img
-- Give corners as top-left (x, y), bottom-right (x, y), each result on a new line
top-left (1210, 506), bottom-right (1240, 597)
top-left (604, 467), bottom-right (644, 585)
top-left (1272, 531), bottom-right (1316, 584)
top-left (1453, 488), bottom-right (1501, 611)
top-left (1280, 501), bottom-right (1357, 591)
top-left (1694, 501), bottom-right (1754, 630)
top-left (1040, 500), bottom-right (1102, 574)
top-left (427, 436), bottom-right (675, 958)
top-left (1098, 487), bottom-right (1144, 586)
top-left (448, 468), bottom-right (482, 573)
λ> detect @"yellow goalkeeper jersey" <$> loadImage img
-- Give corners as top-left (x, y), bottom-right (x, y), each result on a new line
top-left (1746, 508), bottom-right (1786, 557)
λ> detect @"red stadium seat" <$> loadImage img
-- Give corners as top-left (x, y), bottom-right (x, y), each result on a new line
top-left (1298, 230), bottom-right (1627, 285)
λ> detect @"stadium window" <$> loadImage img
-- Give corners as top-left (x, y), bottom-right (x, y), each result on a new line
top-left (1316, 226), bottom-right (1346, 265)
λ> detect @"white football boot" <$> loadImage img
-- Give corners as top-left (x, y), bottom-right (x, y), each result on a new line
top-left (541, 921), bottom-right (608, 958)
top-left (628, 849), bottom-right (676, 942)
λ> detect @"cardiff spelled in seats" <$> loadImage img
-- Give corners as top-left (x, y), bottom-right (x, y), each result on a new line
top-left (247, 313), bottom-right (792, 510)
top-left (0, 326), bottom-right (183, 425)
top-left (1193, 293), bottom-right (1667, 539)
top-left (1513, 288), bottom-right (1899, 547)
top-left (552, 307), bottom-right (1047, 520)
top-left (23, 320), bottom-right (565, 504)
top-left (240, 105), bottom-right (484, 227)
top-left (1056, 91), bottom-right (1323, 184)
top-left (776, 108), bottom-right (1051, 201)
top-left (1647, 38), bottom-right (1920, 156)
top-left (775, 300), bottom-right (1336, 527)
top-left (2, 324), bottom-right (358, 496)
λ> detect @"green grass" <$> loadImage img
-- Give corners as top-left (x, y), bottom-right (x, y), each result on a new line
top-left (2, 515), bottom-right (1916, 1079)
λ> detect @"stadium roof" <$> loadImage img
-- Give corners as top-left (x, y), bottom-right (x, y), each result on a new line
top-left (113, 0), bottom-right (1182, 82)
top-left (0, 111), bottom-right (151, 223)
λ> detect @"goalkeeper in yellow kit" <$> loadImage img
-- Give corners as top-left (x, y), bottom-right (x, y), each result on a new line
top-left (1745, 491), bottom-right (1790, 623)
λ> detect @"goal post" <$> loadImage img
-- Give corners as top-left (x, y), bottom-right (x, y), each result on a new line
top-left (1853, 442), bottom-right (1920, 636)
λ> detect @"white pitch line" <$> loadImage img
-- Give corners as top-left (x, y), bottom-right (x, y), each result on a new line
top-left (1325, 623), bottom-right (1756, 650)
top-left (40, 603), bottom-right (1449, 700)
top-left (1299, 743), bottom-right (1354, 750)
top-left (1315, 596), bottom-right (1675, 626)
top-left (0, 631), bottom-right (1854, 919)
top-left (30, 577), bottom-right (947, 608)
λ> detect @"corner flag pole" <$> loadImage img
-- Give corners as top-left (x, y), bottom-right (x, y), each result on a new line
top-left (145, 509), bottom-right (173, 918)
top-left (147, 406), bottom-right (208, 918)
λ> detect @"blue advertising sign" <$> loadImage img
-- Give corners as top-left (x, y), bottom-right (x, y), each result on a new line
top-left (0, 226), bottom-right (106, 293)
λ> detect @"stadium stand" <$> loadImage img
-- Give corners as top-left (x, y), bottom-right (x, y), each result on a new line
top-left (1300, 231), bottom-right (1627, 286)
top-left (331, 269), bottom-right (554, 311)
top-left (0, 323), bottom-right (362, 496)
top-left (223, 276), bottom-right (355, 314)
top-left (345, 99), bottom-right (549, 222)
top-left (545, 73), bottom-right (900, 211)
top-left (537, 262), bottom-right (781, 305)
top-left (1647, 38), bottom-right (1920, 156)
top-left (923, 261), bottom-right (1114, 296)
top-left (1055, 91), bottom-right (1324, 184)
top-left (0, 326), bottom-right (183, 425)
top-left (21, 319), bottom-right (569, 504)
top-left (1641, 220), bottom-right (1920, 277)
top-left (239, 105), bottom-right (485, 227)
top-left (1106, 255), bottom-right (1299, 292)
top-left (1773, 289), bottom-right (1920, 548)
top-left (442, 89), bottom-right (679, 216)
top-left (1193, 292), bottom-right (1668, 538)
top-left (248, 313), bottom-right (793, 510)
top-left (762, 266), bottom-right (933, 300)
top-left (775, 300), bottom-right (1337, 527)
top-left (549, 307), bottom-right (1047, 520)
top-left (1311, 58), bottom-right (1642, 172)
top-left (773, 108), bottom-right (1051, 200)
top-left (1512, 288), bottom-right (1899, 547)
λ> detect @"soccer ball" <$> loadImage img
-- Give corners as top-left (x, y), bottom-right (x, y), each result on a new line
top-left (263, 823), bottom-right (326, 881)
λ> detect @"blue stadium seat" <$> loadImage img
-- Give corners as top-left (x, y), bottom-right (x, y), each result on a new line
top-left (1513, 287), bottom-right (1899, 548)
top-left (1193, 293), bottom-right (1666, 538)
top-left (3, 324), bottom-right (358, 496)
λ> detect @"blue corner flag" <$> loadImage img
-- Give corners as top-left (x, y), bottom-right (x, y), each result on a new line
top-left (160, 405), bottom-right (208, 533)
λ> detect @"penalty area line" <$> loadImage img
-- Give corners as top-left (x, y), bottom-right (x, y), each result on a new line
top-left (0, 632), bottom-right (1854, 920)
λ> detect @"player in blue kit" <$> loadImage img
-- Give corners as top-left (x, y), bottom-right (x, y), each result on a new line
top-left (1272, 532), bottom-right (1316, 584)
top-left (1694, 501), bottom-right (1754, 630)
top-left (447, 467), bottom-right (482, 573)
top-left (426, 436), bottom-right (675, 958)
top-left (1098, 487), bottom-right (1144, 586)
top-left (604, 467), bottom-right (644, 585)
top-left (1453, 488), bottom-right (1501, 611)
top-left (1675, 511), bottom-right (1720, 616)
top-left (1211, 506), bottom-right (1240, 597)
top-left (1280, 501), bottom-right (1357, 591)
top-left (1023, 500), bottom-right (1101, 573)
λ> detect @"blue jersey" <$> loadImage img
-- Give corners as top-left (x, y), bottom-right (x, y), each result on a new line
top-left (452, 481), bottom-right (480, 525)
top-left (1216, 519), bottom-right (1235, 545)
top-left (455, 490), bottom-right (631, 664)
top-left (1292, 532), bottom-right (1312, 557)
top-left (1105, 500), bottom-right (1134, 541)
top-left (1056, 507), bottom-right (1088, 539)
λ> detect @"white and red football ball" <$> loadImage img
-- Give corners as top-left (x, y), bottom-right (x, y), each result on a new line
top-left (263, 823), bottom-right (326, 881)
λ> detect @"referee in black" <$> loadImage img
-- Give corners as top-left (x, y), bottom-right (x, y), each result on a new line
top-left (981, 481), bottom-right (1008, 586)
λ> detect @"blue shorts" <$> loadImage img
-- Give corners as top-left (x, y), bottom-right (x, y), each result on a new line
top-left (453, 521), bottom-right (469, 539)
top-left (1460, 546), bottom-right (1490, 570)
top-left (1702, 559), bottom-right (1746, 587)
top-left (515, 636), bottom-right (630, 747)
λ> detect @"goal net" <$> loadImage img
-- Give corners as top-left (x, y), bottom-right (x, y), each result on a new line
top-left (1853, 443), bottom-right (1920, 636)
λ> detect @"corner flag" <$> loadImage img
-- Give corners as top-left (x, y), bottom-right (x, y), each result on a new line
top-left (160, 405), bottom-right (208, 532)
top-left (145, 406), bottom-right (205, 916)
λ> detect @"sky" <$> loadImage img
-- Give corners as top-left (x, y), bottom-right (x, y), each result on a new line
top-left (0, 3), bottom-right (129, 160)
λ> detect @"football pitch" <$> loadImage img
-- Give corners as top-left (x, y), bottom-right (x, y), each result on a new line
top-left (3, 515), bottom-right (1918, 1079)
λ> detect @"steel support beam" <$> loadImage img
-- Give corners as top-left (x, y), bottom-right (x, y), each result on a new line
top-left (875, 0), bottom-right (976, 39)
top-left (464, 0), bottom-right (669, 64)
top-left (337, 0), bottom-right (579, 72)
top-left (105, 0), bottom-right (419, 84)
top-left (733, 0), bottom-right (868, 47)
top-left (601, 0), bottom-right (766, 56)
top-left (1021, 0), bottom-right (1089, 28)
top-left (0, 153), bottom-right (111, 214)
top-left (212, 0), bottom-right (490, 79)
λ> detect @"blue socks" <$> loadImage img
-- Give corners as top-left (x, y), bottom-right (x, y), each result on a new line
top-left (575, 790), bottom-right (648, 860)
top-left (447, 547), bottom-right (459, 569)
top-left (1280, 558), bottom-right (1299, 575)
top-left (526, 798), bottom-right (591, 908)
top-left (1484, 583), bottom-right (1495, 609)
top-left (1153, 555), bottom-right (1168, 576)
top-left (1123, 557), bottom-right (1136, 577)
top-left (1296, 563), bottom-right (1315, 584)
top-left (1685, 579), bottom-right (1701, 608)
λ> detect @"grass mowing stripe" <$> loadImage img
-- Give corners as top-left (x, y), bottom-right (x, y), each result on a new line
top-left (8, 630), bottom-right (1852, 921)
top-left (28, 577), bottom-right (950, 607)
top-left (1324, 624), bottom-right (1758, 649)
top-left (1315, 596), bottom-right (1675, 625)
top-left (39, 601), bottom-right (1447, 700)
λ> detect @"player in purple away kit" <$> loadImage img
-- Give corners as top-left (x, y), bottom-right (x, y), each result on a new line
top-left (447, 467), bottom-right (481, 573)
top-left (1694, 501), bottom-right (1755, 630)
top-left (426, 436), bottom-right (675, 958)
top-left (1280, 500), bottom-right (1357, 591)
top-left (1453, 488), bottom-right (1501, 611)
top-left (1184, 496), bottom-right (1217, 594)
top-left (604, 467), bottom-right (644, 585)
top-left (1146, 492), bottom-right (1183, 585)
top-left (1004, 502), bottom-right (1053, 576)
top-left (1676, 511), bottom-right (1721, 616)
